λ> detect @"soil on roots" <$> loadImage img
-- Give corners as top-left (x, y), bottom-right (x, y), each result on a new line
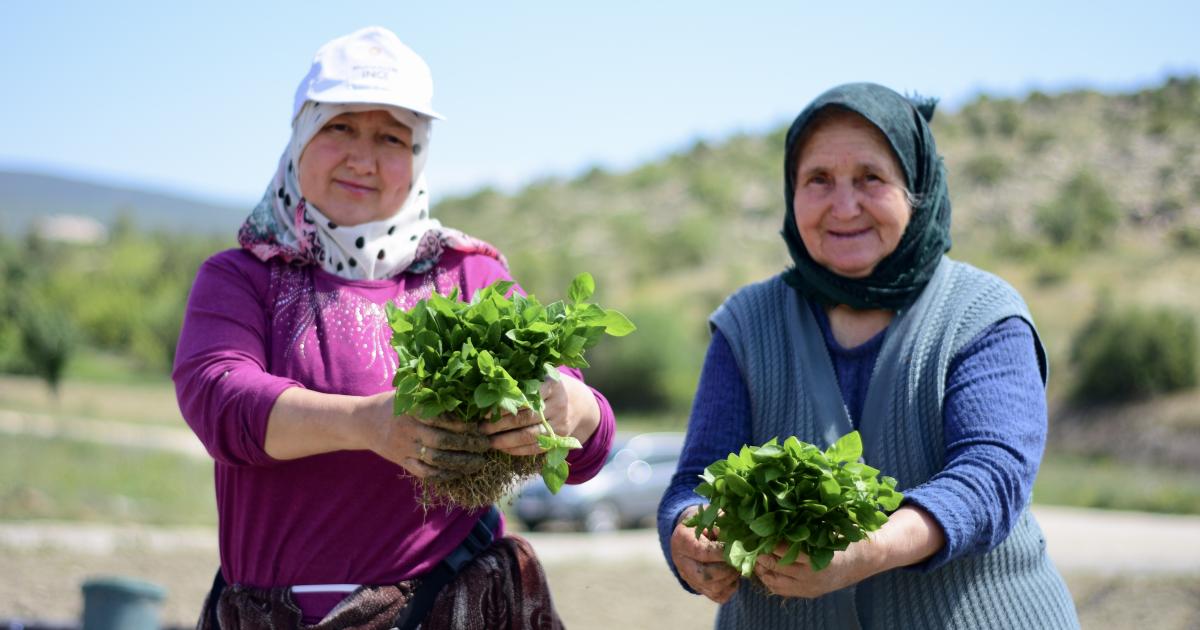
top-left (419, 451), bottom-right (545, 509)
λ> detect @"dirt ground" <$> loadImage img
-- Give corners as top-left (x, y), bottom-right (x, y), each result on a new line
top-left (4, 530), bottom-right (1198, 629)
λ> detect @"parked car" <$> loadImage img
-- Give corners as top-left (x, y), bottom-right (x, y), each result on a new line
top-left (513, 432), bottom-right (685, 532)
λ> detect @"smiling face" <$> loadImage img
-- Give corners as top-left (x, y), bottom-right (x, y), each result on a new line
top-left (791, 110), bottom-right (912, 278)
top-left (298, 109), bottom-right (414, 227)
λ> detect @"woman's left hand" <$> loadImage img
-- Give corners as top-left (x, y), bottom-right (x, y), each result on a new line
top-left (754, 505), bottom-right (945, 599)
top-left (753, 540), bottom-right (878, 599)
top-left (480, 372), bottom-right (600, 456)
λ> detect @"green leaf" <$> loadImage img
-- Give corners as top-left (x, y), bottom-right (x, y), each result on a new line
top-left (818, 477), bottom-right (842, 504)
top-left (476, 349), bottom-right (495, 372)
top-left (488, 280), bottom-right (516, 298)
top-left (779, 541), bottom-right (803, 566)
top-left (544, 301), bottom-right (566, 320)
top-left (751, 443), bottom-right (784, 463)
top-left (542, 458), bottom-right (569, 494)
top-left (749, 512), bottom-right (778, 537)
top-left (724, 473), bottom-right (753, 496)
top-left (876, 486), bottom-right (903, 512)
top-left (539, 432), bottom-right (582, 452)
top-left (389, 316), bottom-right (413, 334)
top-left (541, 440), bottom-right (570, 467)
top-left (826, 430), bottom-right (863, 463)
top-left (473, 385), bottom-right (501, 409)
top-left (727, 540), bottom-right (758, 578)
top-left (496, 394), bottom-right (523, 416)
top-left (525, 321), bottom-right (555, 333)
top-left (561, 334), bottom-right (588, 357)
top-left (568, 273), bottom-right (595, 304)
top-left (598, 309), bottom-right (636, 336)
top-left (784, 524), bottom-right (810, 543)
top-left (809, 547), bottom-right (835, 571)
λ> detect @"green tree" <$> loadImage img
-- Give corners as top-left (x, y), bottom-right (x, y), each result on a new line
top-left (17, 300), bottom-right (75, 396)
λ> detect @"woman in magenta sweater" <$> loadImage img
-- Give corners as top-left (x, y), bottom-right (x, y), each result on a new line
top-left (173, 26), bottom-right (614, 629)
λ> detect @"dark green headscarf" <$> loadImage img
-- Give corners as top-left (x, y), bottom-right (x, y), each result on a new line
top-left (781, 82), bottom-right (952, 310)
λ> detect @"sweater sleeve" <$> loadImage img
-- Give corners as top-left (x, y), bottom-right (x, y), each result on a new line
top-left (657, 328), bottom-right (752, 592)
top-left (172, 251), bottom-right (303, 467)
top-left (901, 316), bottom-right (1047, 571)
top-left (457, 253), bottom-right (615, 484)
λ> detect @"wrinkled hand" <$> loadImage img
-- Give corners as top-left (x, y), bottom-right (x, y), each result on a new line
top-left (481, 373), bottom-right (598, 456)
top-left (361, 392), bottom-right (491, 481)
top-left (671, 506), bottom-right (740, 604)
top-left (753, 539), bottom-right (875, 599)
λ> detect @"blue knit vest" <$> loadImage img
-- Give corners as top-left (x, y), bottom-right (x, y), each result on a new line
top-left (709, 257), bottom-right (1079, 630)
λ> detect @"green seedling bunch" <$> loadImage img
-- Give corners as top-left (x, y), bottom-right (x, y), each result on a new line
top-left (386, 273), bottom-right (635, 498)
top-left (685, 431), bottom-right (902, 577)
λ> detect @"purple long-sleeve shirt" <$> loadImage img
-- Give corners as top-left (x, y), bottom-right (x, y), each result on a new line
top-left (658, 304), bottom-right (1047, 589)
top-left (173, 248), bottom-right (614, 589)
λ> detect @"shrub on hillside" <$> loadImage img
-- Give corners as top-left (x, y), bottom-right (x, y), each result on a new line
top-left (1070, 302), bottom-right (1197, 404)
top-left (961, 153), bottom-right (1010, 186)
top-left (1170, 225), bottom-right (1200, 251)
top-left (994, 101), bottom-right (1022, 138)
top-left (1022, 129), bottom-right (1056, 156)
top-left (1035, 170), bottom-right (1121, 249)
top-left (1032, 249), bottom-right (1072, 287)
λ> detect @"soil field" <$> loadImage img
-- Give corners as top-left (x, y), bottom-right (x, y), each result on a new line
top-left (4, 514), bottom-right (1198, 629)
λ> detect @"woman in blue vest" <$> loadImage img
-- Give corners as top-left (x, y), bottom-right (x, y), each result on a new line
top-left (657, 83), bottom-right (1080, 629)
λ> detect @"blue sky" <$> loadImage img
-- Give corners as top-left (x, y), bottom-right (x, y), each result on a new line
top-left (1, 1), bottom-right (1197, 208)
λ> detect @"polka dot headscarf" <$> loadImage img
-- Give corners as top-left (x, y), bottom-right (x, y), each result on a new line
top-left (238, 101), bottom-right (443, 280)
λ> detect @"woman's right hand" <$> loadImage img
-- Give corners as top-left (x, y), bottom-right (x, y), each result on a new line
top-left (357, 392), bottom-right (492, 481)
top-left (670, 505), bottom-right (740, 604)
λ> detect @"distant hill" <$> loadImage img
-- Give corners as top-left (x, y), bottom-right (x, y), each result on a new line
top-left (0, 171), bottom-right (246, 236)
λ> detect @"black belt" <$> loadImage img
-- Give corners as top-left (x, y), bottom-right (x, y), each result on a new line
top-left (393, 505), bottom-right (500, 630)
top-left (202, 506), bottom-right (500, 630)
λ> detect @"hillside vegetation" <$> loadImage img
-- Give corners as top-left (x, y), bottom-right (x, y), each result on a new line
top-left (2, 76), bottom-right (1198, 449)
top-left (433, 76), bottom-right (1200, 413)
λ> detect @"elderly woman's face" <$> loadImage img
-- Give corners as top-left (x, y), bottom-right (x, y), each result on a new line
top-left (299, 110), bottom-right (414, 227)
top-left (792, 112), bottom-right (911, 279)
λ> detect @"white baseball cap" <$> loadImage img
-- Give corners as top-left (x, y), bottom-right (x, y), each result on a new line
top-left (292, 26), bottom-right (444, 121)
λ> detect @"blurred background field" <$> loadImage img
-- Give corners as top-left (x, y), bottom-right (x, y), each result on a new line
top-left (4, 77), bottom-right (1200, 523)
top-left (3, 10), bottom-right (1200, 625)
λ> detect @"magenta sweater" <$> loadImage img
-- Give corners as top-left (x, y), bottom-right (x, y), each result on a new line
top-left (173, 248), bottom-right (615, 588)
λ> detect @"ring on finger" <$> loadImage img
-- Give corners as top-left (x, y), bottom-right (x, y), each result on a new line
top-left (419, 445), bottom-right (427, 459)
